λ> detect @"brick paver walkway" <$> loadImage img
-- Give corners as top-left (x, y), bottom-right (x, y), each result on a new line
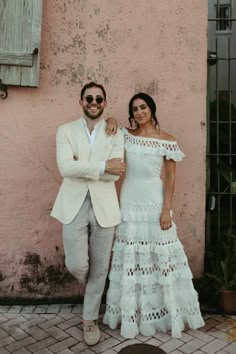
top-left (0, 304), bottom-right (235, 353)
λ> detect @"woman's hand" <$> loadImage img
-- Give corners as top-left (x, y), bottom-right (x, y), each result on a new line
top-left (105, 117), bottom-right (118, 136)
top-left (160, 208), bottom-right (172, 230)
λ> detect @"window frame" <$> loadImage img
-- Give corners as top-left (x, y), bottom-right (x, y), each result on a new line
top-left (215, 3), bottom-right (232, 34)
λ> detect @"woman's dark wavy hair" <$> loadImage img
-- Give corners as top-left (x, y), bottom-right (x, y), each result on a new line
top-left (128, 92), bottom-right (160, 129)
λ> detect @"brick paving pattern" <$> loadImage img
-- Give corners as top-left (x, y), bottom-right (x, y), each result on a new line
top-left (0, 305), bottom-right (235, 353)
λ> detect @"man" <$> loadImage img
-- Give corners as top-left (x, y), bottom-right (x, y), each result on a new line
top-left (51, 82), bottom-right (125, 346)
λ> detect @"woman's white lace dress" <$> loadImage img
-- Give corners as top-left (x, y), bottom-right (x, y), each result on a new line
top-left (103, 128), bottom-right (205, 338)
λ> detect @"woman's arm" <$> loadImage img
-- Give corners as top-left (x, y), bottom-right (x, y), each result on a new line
top-left (160, 159), bottom-right (176, 230)
top-left (105, 117), bottom-right (120, 135)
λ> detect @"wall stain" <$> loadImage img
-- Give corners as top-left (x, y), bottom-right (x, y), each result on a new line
top-left (93, 47), bottom-right (104, 55)
top-left (179, 202), bottom-right (187, 217)
top-left (94, 8), bottom-right (101, 15)
top-left (96, 22), bottom-right (111, 40)
top-left (63, 34), bottom-right (86, 55)
top-left (20, 252), bottom-right (74, 295)
top-left (24, 253), bottom-right (41, 266)
top-left (86, 62), bottom-right (112, 85)
top-left (0, 272), bottom-right (5, 282)
top-left (188, 224), bottom-right (201, 243)
top-left (135, 80), bottom-right (159, 96)
top-left (52, 64), bottom-right (85, 86)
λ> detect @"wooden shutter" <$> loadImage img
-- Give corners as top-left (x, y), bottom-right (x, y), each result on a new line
top-left (0, 0), bottom-right (43, 87)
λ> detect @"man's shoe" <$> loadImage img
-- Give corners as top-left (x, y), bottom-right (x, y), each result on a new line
top-left (83, 320), bottom-right (101, 346)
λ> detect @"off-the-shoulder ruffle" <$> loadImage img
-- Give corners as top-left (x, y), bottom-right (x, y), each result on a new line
top-left (121, 127), bottom-right (185, 161)
top-left (159, 147), bottom-right (185, 161)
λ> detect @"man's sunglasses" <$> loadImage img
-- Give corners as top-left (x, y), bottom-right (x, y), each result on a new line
top-left (84, 95), bottom-right (104, 104)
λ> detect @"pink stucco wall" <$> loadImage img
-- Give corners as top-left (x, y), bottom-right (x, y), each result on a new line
top-left (0, 0), bottom-right (208, 299)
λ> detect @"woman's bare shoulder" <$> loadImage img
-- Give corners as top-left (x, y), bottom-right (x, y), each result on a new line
top-left (159, 130), bottom-right (176, 141)
top-left (125, 127), bottom-right (133, 132)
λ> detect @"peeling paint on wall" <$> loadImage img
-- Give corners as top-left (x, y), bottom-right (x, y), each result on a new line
top-left (135, 80), bottom-right (159, 97)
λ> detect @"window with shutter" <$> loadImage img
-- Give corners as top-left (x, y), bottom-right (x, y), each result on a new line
top-left (0, 0), bottom-right (43, 87)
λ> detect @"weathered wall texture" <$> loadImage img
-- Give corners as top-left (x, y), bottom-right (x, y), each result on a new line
top-left (0, 0), bottom-right (208, 299)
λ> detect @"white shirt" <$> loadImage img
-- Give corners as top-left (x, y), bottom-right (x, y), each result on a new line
top-left (82, 117), bottom-right (106, 174)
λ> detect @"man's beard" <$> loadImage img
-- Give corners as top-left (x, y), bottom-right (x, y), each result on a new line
top-left (83, 106), bottom-right (104, 120)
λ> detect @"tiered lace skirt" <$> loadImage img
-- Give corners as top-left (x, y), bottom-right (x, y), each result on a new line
top-left (103, 181), bottom-right (205, 338)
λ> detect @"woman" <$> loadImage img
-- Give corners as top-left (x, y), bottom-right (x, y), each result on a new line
top-left (103, 93), bottom-right (204, 338)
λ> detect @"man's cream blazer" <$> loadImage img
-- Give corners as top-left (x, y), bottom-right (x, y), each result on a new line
top-left (51, 118), bottom-right (124, 227)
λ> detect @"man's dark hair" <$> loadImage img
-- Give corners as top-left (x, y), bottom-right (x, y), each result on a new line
top-left (80, 82), bottom-right (106, 100)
